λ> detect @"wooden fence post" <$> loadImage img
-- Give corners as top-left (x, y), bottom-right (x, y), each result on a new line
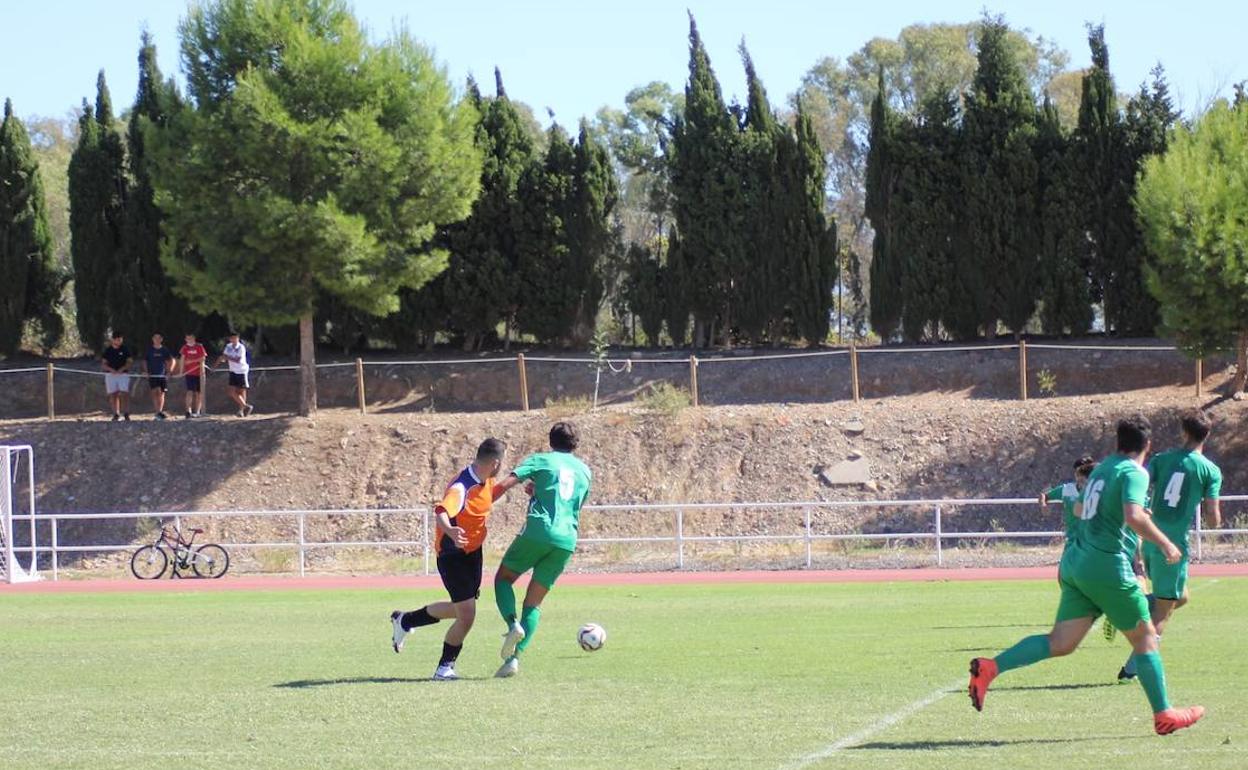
top-left (1018, 340), bottom-right (1029, 401)
top-left (689, 356), bottom-right (699, 407)
top-left (46, 363), bottom-right (55, 420)
top-left (355, 358), bottom-right (366, 415)
top-left (849, 343), bottom-right (861, 403)
top-left (517, 354), bottom-right (530, 412)
top-left (1195, 358), bottom-right (1204, 398)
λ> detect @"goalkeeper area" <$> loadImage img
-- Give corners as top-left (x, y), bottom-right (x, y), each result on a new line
top-left (2, 577), bottom-right (1246, 769)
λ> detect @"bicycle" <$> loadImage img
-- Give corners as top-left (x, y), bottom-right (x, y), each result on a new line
top-left (130, 524), bottom-right (230, 579)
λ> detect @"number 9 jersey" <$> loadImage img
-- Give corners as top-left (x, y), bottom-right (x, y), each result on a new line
top-left (512, 451), bottom-right (593, 551)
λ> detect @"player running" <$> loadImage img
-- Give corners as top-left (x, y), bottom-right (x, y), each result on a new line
top-left (489, 422), bottom-right (592, 679)
top-left (1040, 454), bottom-right (1096, 553)
top-left (1117, 410), bottom-right (1221, 683)
top-left (968, 416), bottom-right (1205, 735)
top-left (390, 438), bottom-right (510, 681)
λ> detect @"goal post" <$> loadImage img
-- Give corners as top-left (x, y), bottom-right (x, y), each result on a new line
top-left (1, 445), bottom-right (39, 584)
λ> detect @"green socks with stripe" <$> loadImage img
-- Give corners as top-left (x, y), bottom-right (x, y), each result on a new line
top-left (516, 605), bottom-right (541, 654)
top-left (1135, 651), bottom-right (1171, 713)
top-left (495, 576), bottom-right (517, 626)
top-left (994, 634), bottom-right (1052, 674)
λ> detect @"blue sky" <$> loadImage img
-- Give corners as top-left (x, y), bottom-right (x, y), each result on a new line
top-left (1, 1), bottom-right (1242, 125)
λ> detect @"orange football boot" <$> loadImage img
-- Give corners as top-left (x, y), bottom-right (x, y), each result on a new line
top-left (1154, 706), bottom-right (1205, 735)
top-left (968, 657), bottom-right (999, 712)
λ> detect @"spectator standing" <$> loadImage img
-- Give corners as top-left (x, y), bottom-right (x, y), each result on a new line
top-left (179, 333), bottom-right (208, 418)
top-left (218, 331), bottom-right (254, 417)
top-left (144, 333), bottom-right (178, 420)
top-left (101, 332), bottom-right (133, 421)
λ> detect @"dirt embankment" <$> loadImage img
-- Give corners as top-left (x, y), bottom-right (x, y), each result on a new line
top-left (2, 377), bottom-right (1245, 573)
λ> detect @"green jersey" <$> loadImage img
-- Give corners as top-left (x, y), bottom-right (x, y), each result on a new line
top-left (1146, 448), bottom-right (1221, 551)
top-left (1045, 482), bottom-right (1082, 542)
top-left (1079, 454), bottom-right (1149, 559)
top-left (512, 451), bottom-right (593, 550)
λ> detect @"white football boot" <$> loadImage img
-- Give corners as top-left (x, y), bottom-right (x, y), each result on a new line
top-left (500, 621), bottom-right (526, 661)
top-left (495, 656), bottom-right (519, 679)
top-left (390, 611), bottom-right (408, 653)
top-left (433, 663), bottom-right (459, 681)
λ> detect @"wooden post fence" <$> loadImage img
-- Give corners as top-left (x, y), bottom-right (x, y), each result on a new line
top-left (1195, 358), bottom-right (1204, 398)
top-left (849, 343), bottom-right (861, 403)
top-left (46, 363), bottom-right (55, 420)
top-left (517, 354), bottom-right (530, 412)
top-left (1018, 340), bottom-right (1028, 401)
top-left (689, 356), bottom-right (699, 407)
top-left (355, 358), bottom-right (366, 415)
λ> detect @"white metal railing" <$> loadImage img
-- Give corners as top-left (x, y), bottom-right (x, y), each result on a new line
top-left (8, 495), bottom-right (1247, 580)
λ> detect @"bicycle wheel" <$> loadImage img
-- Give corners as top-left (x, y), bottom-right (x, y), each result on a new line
top-left (192, 544), bottom-right (230, 578)
top-left (130, 546), bottom-right (168, 580)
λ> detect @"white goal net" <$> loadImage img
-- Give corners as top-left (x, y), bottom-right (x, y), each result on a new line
top-left (1, 445), bottom-right (39, 583)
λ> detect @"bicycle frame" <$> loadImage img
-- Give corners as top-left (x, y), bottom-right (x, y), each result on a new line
top-left (155, 526), bottom-right (200, 577)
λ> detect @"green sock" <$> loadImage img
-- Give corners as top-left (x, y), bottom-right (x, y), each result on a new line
top-left (494, 576), bottom-right (516, 625)
top-left (516, 605), bottom-right (541, 654)
top-left (1135, 651), bottom-right (1171, 713)
top-left (993, 634), bottom-right (1051, 674)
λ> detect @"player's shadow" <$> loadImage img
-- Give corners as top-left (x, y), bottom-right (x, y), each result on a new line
top-left (273, 676), bottom-right (486, 688)
top-left (993, 682), bottom-right (1117, 692)
top-left (931, 624), bottom-right (1041, 630)
top-left (848, 736), bottom-right (1119, 751)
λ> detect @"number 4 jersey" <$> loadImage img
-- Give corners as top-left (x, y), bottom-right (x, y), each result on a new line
top-left (512, 451), bottom-right (593, 551)
top-left (1147, 448), bottom-right (1221, 553)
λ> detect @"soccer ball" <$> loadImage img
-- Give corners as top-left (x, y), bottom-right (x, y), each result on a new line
top-left (577, 623), bottom-right (606, 652)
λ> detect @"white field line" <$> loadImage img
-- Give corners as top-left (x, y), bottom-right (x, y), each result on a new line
top-left (785, 677), bottom-right (964, 769)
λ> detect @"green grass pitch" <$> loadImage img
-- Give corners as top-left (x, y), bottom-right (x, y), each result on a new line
top-left (2, 578), bottom-right (1245, 769)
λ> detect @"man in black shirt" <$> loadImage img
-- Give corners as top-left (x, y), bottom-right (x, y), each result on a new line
top-left (143, 333), bottom-right (178, 420)
top-left (101, 332), bottom-right (133, 421)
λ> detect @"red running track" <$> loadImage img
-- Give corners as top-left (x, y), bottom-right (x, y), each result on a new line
top-left (4, 563), bottom-right (1246, 594)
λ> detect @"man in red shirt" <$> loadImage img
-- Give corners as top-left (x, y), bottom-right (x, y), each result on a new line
top-left (178, 333), bottom-right (209, 418)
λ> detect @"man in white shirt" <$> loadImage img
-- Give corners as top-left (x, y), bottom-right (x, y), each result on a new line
top-left (216, 331), bottom-right (255, 417)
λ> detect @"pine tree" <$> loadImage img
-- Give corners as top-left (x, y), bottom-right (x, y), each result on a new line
top-left (0, 99), bottom-right (63, 354)
top-left (122, 32), bottom-right (199, 341)
top-left (959, 16), bottom-right (1039, 338)
top-left (68, 72), bottom-right (126, 349)
top-left (1035, 97), bottom-right (1093, 335)
top-left (148, 0), bottom-right (481, 413)
top-left (669, 14), bottom-right (742, 347)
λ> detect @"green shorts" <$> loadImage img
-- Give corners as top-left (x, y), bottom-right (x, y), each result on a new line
top-left (500, 535), bottom-right (574, 590)
top-left (1143, 542), bottom-right (1189, 601)
top-left (1055, 547), bottom-right (1150, 631)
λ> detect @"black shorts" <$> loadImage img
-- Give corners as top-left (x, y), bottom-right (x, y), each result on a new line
top-left (436, 547), bottom-right (483, 603)
top-left (228, 372), bottom-right (250, 389)
top-left (148, 376), bottom-right (168, 392)
top-left (185, 375), bottom-right (201, 393)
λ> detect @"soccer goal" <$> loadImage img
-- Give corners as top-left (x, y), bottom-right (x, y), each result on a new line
top-left (1, 445), bottom-right (39, 584)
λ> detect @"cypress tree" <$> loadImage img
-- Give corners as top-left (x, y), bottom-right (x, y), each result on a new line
top-left (622, 242), bottom-right (665, 345)
top-left (662, 228), bottom-right (692, 346)
top-left (122, 32), bottom-right (199, 341)
top-left (669, 14), bottom-right (741, 347)
top-left (959, 16), bottom-right (1039, 338)
top-left (788, 98), bottom-right (838, 345)
top-left (565, 121), bottom-right (619, 343)
top-left (903, 90), bottom-right (959, 342)
top-left (736, 44), bottom-right (782, 344)
top-left (515, 125), bottom-right (576, 344)
top-left (68, 72), bottom-right (126, 349)
top-left (864, 70), bottom-right (902, 341)
top-left (0, 99), bottom-right (63, 354)
top-left (1035, 97), bottom-right (1094, 335)
top-left (442, 69), bottom-right (535, 350)
top-left (1075, 25), bottom-right (1131, 330)
top-left (1115, 66), bottom-right (1179, 335)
